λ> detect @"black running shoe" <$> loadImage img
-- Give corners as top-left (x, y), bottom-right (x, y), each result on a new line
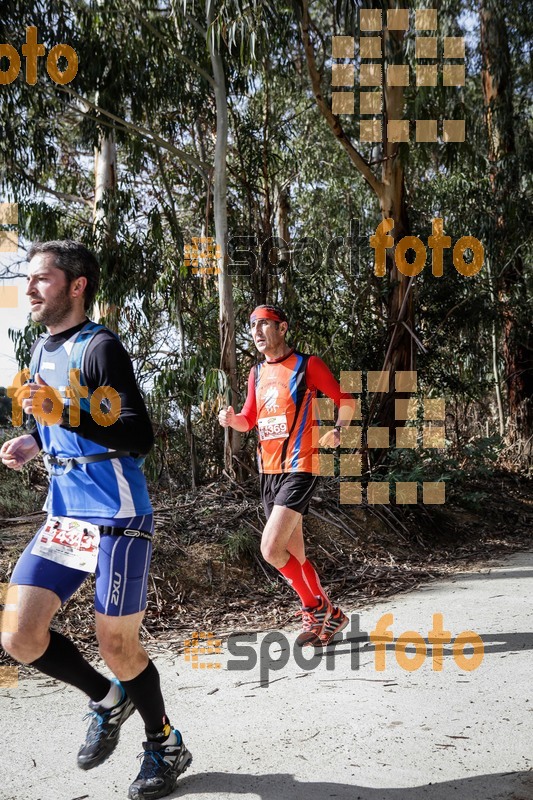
top-left (128, 731), bottom-right (192, 800)
top-left (77, 680), bottom-right (136, 770)
top-left (318, 606), bottom-right (349, 646)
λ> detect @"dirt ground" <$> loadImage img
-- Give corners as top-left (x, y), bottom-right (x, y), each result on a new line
top-left (1, 471), bottom-right (531, 666)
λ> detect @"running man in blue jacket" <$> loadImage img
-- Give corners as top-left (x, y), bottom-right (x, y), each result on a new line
top-left (1, 240), bottom-right (191, 800)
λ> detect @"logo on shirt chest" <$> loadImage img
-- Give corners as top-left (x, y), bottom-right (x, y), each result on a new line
top-left (262, 386), bottom-right (280, 413)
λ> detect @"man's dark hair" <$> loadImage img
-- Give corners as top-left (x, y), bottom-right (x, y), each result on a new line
top-left (253, 304), bottom-right (289, 326)
top-left (28, 240), bottom-right (100, 311)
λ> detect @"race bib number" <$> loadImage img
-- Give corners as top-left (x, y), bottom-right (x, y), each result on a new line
top-left (258, 414), bottom-right (289, 441)
top-left (31, 516), bottom-right (100, 573)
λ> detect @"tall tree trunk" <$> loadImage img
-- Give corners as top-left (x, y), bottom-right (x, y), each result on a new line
top-left (374, 4), bottom-right (414, 437)
top-left (207, 4), bottom-right (241, 476)
top-left (93, 118), bottom-right (119, 331)
top-left (174, 293), bottom-right (200, 489)
top-left (480, 0), bottom-right (533, 460)
top-left (93, 128), bottom-right (116, 233)
top-left (261, 64), bottom-right (274, 305)
top-left (486, 260), bottom-right (506, 436)
top-left (277, 185), bottom-right (294, 308)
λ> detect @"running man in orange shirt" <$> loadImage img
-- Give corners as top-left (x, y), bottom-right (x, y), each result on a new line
top-left (219, 305), bottom-right (355, 646)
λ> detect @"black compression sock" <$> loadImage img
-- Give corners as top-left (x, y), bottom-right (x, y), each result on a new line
top-left (30, 630), bottom-right (111, 702)
top-left (121, 659), bottom-right (168, 735)
top-left (146, 715), bottom-right (175, 744)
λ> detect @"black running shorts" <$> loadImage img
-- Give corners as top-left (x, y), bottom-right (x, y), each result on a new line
top-left (260, 472), bottom-right (318, 520)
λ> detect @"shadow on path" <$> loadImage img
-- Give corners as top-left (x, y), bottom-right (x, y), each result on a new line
top-left (170, 769), bottom-right (533, 800)
top-left (454, 568), bottom-right (533, 582)
top-left (306, 631), bottom-right (533, 672)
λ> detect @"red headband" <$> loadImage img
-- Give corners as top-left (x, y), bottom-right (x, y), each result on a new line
top-left (250, 307), bottom-right (285, 323)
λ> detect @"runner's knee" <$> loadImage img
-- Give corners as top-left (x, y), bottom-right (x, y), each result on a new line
top-left (1, 625), bottom-right (50, 664)
top-left (261, 538), bottom-right (286, 567)
top-left (97, 629), bottom-right (141, 668)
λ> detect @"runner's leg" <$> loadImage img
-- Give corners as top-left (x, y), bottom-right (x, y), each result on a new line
top-left (77, 532), bottom-right (175, 773)
top-left (94, 534), bottom-right (175, 742)
top-left (302, 558), bottom-right (331, 604)
top-left (286, 517), bottom-right (306, 563)
top-left (1, 583), bottom-right (112, 701)
top-left (287, 518), bottom-right (331, 603)
top-left (95, 608), bottom-right (194, 799)
top-left (285, 512), bottom-right (348, 644)
top-left (1, 584), bottom-right (60, 663)
top-left (261, 506), bottom-right (317, 607)
top-left (96, 610), bottom-right (170, 736)
top-left (288, 522), bottom-right (347, 645)
top-left (261, 505), bottom-right (302, 567)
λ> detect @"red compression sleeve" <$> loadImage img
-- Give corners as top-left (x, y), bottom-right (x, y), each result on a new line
top-left (239, 368), bottom-right (257, 430)
top-left (306, 356), bottom-right (353, 405)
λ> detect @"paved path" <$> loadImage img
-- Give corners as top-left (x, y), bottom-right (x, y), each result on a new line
top-left (1, 551), bottom-right (532, 800)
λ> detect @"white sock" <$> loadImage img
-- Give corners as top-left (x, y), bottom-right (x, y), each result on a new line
top-left (161, 730), bottom-right (178, 746)
top-left (96, 680), bottom-right (123, 709)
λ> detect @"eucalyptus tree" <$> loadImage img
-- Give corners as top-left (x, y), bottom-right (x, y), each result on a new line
top-left (295, 0), bottom-right (415, 438)
top-left (479, 0), bottom-right (533, 461)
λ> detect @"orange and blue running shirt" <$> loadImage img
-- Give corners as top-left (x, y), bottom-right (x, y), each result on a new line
top-left (239, 349), bottom-right (353, 474)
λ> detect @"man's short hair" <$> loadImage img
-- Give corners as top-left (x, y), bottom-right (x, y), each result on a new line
top-left (28, 240), bottom-right (100, 311)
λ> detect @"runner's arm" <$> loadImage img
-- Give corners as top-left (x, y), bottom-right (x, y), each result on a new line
top-left (307, 355), bottom-right (357, 427)
top-left (29, 428), bottom-right (42, 449)
top-left (59, 334), bottom-right (154, 455)
top-left (236, 368), bottom-right (257, 430)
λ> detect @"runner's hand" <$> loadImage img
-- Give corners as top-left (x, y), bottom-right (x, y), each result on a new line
top-left (218, 405), bottom-right (236, 428)
top-left (318, 428), bottom-right (341, 448)
top-left (0, 434), bottom-right (40, 470)
top-left (20, 374), bottom-right (60, 418)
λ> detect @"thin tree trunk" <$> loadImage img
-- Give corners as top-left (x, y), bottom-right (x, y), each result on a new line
top-left (174, 293), bottom-right (200, 489)
top-left (154, 145), bottom-right (200, 487)
top-left (486, 259), bottom-right (505, 436)
top-left (374, 6), bottom-right (413, 436)
top-left (261, 64), bottom-right (274, 304)
top-left (207, 4), bottom-right (241, 476)
top-left (276, 185), bottom-right (294, 308)
top-left (93, 118), bottom-right (119, 331)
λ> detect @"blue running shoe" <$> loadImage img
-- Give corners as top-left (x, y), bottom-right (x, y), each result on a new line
top-left (128, 730), bottom-right (192, 800)
top-left (77, 679), bottom-right (136, 770)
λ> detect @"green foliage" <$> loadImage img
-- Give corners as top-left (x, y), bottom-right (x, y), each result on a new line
top-left (384, 434), bottom-right (504, 509)
top-left (223, 526), bottom-right (257, 562)
top-left (0, 390), bottom-right (12, 427)
top-left (0, 433), bottom-right (45, 517)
